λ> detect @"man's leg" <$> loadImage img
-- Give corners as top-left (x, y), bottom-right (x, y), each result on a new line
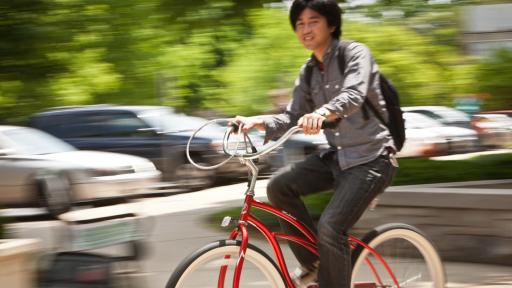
top-left (267, 153), bottom-right (335, 270)
top-left (317, 156), bottom-right (396, 288)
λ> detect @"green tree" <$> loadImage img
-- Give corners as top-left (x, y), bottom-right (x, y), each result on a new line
top-left (475, 49), bottom-right (512, 110)
top-left (211, 8), bottom-right (476, 115)
top-left (0, 0), bottom-right (70, 122)
top-left (0, 0), bottom-right (276, 122)
top-left (211, 8), bottom-right (308, 115)
top-left (344, 21), bottom-right (476, 106)
top-left (0, 0), bottom-right (493, 122)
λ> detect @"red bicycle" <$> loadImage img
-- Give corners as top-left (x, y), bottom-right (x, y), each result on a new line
top-left (167, 120), bottom-right (445, 288)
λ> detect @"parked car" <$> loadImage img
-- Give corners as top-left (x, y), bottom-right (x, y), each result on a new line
top-left (29, 105), bottom-right (256, 187)
top-left (479, 110), bottom-right (512, 118)
top-left (0, 125), bottom-right (161, 217)
top-left (283, 132), bottom-right (329, 164)
top-left (162, 113), bottom-right (271, 179)
top-left (402, 106), bottom-right (472, 129)
top-left (398, 112), bottom-right (479, 157)
top-left (470, 113), bottom-right (512, 148)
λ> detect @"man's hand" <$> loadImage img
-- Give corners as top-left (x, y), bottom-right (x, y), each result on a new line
top-left (298, 113), bottom-right (325, 135)
top-left (230, 116), bottom-right (265, 134)
top-left (298, 107), bottom-right (339, 134)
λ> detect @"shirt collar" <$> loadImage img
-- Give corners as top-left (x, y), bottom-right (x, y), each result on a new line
top-left (310, 38), bottom-right (340, 66)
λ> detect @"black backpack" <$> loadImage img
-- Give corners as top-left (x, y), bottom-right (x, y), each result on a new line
top-left (304, 40), bottom-right (406, 151)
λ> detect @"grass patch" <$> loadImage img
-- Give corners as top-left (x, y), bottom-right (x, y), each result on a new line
top-left (208, 153), bottom-right (512, 229)
top-left (392, 153), bottom-right (512, 185)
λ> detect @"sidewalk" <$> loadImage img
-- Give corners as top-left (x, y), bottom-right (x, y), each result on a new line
top-left (5, 180), bottom-right (512, 288)
top-left (132, 179), bottom-right (512, 288)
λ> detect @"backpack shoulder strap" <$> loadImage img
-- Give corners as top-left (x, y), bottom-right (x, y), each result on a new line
top-left (364, 83), bottom-right (388, 127)
top-left (304, 59), bottom-right (314, 88)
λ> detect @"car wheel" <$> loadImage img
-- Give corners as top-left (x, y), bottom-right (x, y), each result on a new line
top-left (174, 163), bottom-right (214, 190)
top-left (36, 171), bottom-right (72, 218)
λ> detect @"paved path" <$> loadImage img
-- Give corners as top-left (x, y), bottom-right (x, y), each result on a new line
top-left (129, 180), bottom-right (512, 288)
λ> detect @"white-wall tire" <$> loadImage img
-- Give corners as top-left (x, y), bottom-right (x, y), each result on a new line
top-left (167, 240), bottom-right (285, 288)
top-left (352, 223), bottom-right (445, 288)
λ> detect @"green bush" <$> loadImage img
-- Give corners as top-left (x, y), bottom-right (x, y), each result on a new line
top-left (208, 153), bottom-right (512, 229)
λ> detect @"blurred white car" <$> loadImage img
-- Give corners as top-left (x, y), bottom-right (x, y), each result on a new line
top-left (398, 112), bottom-right (479, 158)
top-left (262, 129), bottom-right (330, 169)
top-left (284, 132), bottom-right (329, 164)
top-left (403, 106), bottom-right (472, 129)
top-left (471, 114), bottom-right (512, 148)
top-left (0, 126), bottom-right (161, 217)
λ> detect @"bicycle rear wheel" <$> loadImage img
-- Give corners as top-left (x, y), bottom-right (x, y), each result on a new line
top-left (167, 239), bottom-right (286, 288)
top-left (351, 223), bottom-right (445, 288)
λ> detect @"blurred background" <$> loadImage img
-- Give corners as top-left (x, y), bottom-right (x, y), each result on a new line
top-left (1, 0), bottom-right (512, 287)
top-left (0, 0), bottom-right (511, 122)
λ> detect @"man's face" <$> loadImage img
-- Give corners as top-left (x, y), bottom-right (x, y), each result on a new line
top-left (294, 8), bottom-right (334, 53)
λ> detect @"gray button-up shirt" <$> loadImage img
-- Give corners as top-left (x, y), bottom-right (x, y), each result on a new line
top-left (263, 39), bottom-right (394, 170)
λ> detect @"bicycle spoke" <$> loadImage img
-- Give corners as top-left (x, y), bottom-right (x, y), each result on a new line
top-left (352, 225), bottom-right (445, 288)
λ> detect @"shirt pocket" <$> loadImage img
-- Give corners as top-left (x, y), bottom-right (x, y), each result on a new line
top-left (324, 79), bottom-right (344, 101)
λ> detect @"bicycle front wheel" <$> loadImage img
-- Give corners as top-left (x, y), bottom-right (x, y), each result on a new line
top-left (167, 239), bottom-right (286, 288)
top-left (351, 223), bottom-right (445, 288)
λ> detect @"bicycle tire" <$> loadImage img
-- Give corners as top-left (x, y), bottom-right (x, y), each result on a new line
top-left (166, 239), bottom-right (286, 288)
top-left (351, 223), bottom-right (445, 288)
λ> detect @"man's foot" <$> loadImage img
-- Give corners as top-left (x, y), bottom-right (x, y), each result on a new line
top-left (290, 262), bottom-right (319, 288)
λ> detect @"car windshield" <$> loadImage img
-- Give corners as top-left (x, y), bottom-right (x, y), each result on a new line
top-left (433, 108), bottom-right (470, 122)
top-left (2, 127), bottom-right (76, 155)
top-left (139, 109), bottom-right (225, 134)
top-left (404, 113), bottom-right (443, 129)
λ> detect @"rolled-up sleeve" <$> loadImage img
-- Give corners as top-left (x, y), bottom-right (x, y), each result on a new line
top-left (262, 64), bottom-right (314, 141)
top-left (323, 43), bottom-right (373, 117)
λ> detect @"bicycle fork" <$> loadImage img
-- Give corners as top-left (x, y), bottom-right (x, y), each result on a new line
top-left (221, 160), bottom-right (258, 288)
top-left (221, 193), bottom-right (252, 288)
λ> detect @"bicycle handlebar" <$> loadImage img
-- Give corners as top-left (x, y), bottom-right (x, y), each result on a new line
top-left (222, 125), bottom-right (302, 160)
top-left (227, 119), bottom-right (339, 160)
top-left (186, 118), bottom-right (339, 170)
top-left (186, 118), bottom-right (241, 170)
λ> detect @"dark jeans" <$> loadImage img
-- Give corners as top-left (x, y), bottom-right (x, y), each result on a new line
top-left (267, 151), bottom-right (396, 288)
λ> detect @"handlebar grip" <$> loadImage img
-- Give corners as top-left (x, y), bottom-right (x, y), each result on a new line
top-left (321, 119), bottom-right (341, 129)
top-left (230, 119), bottom-right (338, 132)
top-left (229, 122), bottom-right (240, 132)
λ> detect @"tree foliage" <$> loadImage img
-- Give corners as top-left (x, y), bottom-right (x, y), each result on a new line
top-left (475, 49), bottom-right (512, 110)
top-left (0, 0), bottom-right (508, 123)
top-left (212, 8), bottom-right (478, 114)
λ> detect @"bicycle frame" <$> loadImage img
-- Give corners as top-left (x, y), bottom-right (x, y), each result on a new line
top-left (225, 192), bottom-right (400, 288)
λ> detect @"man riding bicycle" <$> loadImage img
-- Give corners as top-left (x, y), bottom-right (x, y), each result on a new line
top-left (233, 0), bottom-right (397, 287)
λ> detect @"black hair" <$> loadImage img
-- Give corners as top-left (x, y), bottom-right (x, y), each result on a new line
top-left (289, 0), bottom-right (342, 39)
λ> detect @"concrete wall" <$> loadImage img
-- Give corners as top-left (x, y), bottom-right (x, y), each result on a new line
top-left (354, 179), bottom-right (512, 265)
top-left (0, 239), bottom-right (40, 288)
